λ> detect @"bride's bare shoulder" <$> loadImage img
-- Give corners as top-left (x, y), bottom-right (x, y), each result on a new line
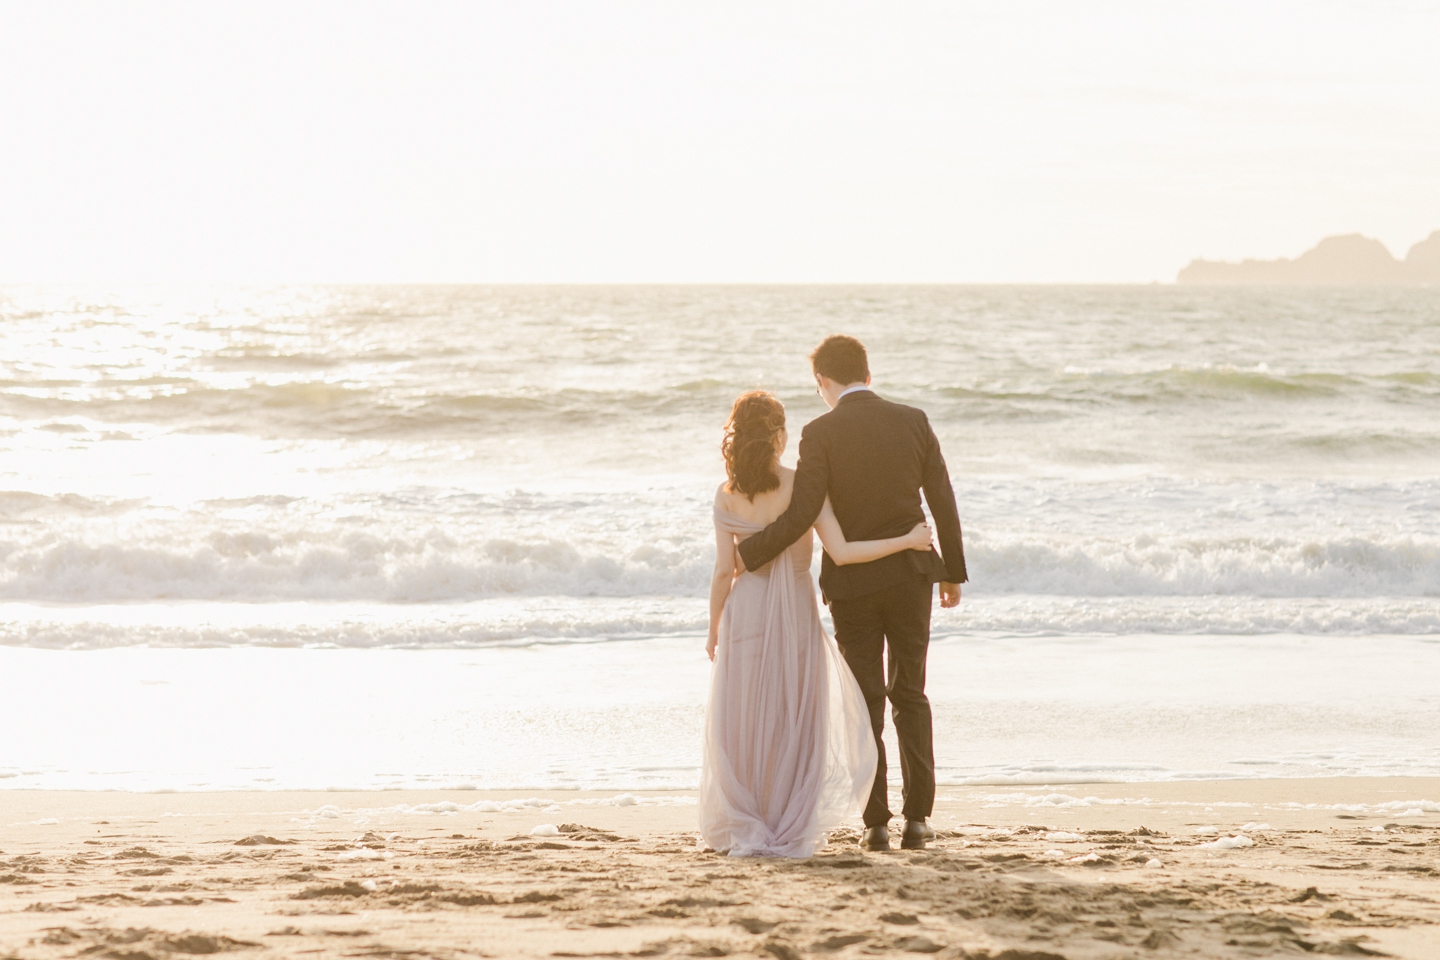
top-left (715, 481), bottom-right (748, 513)
top-left (776, 467), bottom-right (796, 497)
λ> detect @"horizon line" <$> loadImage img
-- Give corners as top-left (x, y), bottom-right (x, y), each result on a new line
top-left (7, 279), bottom-right (1440, 289)
top-left (3, 278), bottom-right (1184, 287)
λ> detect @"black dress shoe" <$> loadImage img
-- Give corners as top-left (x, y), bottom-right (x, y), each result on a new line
top-left (860, 825), bottom-right (891, 851)
top-left (901, 819), bottom-right (935, 850)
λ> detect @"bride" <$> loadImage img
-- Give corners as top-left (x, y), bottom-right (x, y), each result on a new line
top-left (699, 390), bottom-right (933, 857)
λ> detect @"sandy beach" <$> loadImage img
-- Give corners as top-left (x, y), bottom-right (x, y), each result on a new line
top-left (3, 779), bottom-right (1436, 959)
top-left (6, 2), bottom-right (1440, 956)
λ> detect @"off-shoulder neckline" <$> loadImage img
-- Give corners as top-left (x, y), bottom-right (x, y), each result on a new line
top-left (713, 503), bottom-right (770, 527)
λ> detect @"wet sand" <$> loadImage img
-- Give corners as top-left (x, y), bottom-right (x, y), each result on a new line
top-left (2, 779), bottom-right (1437, 959)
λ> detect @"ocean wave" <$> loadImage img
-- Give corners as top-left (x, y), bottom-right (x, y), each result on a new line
top-left (933, 596), bottom-right (1440, 638)
top-left (0, 531), bottom-right (708, 602)
top-left (7, 363), bottom-right (1436, 443)
top-left (968, 531), bottom-right (1440, 598)
top-left (3, 596), bottom-right (1439, 650)
top-left (1076, 365), bottom-right (1351, 399)
top-left (0, 598), bottom-right (709, 649)
top-left (1, 522), bottom-right (1437, 603)
top-left (941, 365), bottom-right (1440, 406)
top-left (0, 491), bottom-right (144, 519)
top-left (0, 383), bottom-right (740, 439)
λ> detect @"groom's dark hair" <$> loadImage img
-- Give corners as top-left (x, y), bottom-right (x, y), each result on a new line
top-left (810, 335), bottom-right (869, 385)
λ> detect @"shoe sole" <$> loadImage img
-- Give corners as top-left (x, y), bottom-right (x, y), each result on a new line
top-left (899, 838), bottom-right (927, 850)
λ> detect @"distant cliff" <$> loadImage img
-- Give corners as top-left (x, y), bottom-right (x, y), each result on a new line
top-left (1178, 231), bottom-right (1440, 285)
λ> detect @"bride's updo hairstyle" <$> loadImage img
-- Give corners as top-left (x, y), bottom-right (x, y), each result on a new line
top-left (722, 390), bottom-right (785, 501)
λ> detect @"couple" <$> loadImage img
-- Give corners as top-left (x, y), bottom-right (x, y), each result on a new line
top-left (700, 335), bottom-right (967, 858)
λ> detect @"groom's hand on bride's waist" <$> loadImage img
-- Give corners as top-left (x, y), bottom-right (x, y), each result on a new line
top-left (939, 581), bottom-right (961, 608)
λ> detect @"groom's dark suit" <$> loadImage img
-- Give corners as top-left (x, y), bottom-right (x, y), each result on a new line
top-left (737, 389), bottom-right (966, 827)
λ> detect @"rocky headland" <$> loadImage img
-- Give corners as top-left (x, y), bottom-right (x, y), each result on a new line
top-left (1178, 231), bottom-right (1440, 285)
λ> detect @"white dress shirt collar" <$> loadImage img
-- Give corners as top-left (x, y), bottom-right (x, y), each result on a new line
top-left (838, 383), bottom-right (873, 400)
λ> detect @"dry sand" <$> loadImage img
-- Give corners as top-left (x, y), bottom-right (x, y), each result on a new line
top-left (2, 779), bottom-right (1437, 959)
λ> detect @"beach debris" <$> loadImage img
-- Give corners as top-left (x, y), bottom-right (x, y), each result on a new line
top-left (529, 823), bottom-right (559, 837)
top-left (335, 847), bottom-right (390, 860)
top-left (1043, 831), bottom-right (1082, 843)
top-left (1145, 858), bottom-right (1164, 868)
top-left (1192, 826), bottom-right (1219, 835)
top-left (1198, 834), bottom-right (1254, 850)
top-left (556, 822), bottom-right (624, 841)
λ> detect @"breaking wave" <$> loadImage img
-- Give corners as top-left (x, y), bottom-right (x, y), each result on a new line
top-left (1, 525), bottom-right (1436, 604)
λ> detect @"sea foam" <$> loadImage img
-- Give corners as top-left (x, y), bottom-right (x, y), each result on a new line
top-left (0, 521), bottom-right (1436, 604)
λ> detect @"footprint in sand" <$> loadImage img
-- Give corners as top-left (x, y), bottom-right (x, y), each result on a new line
top-left (892, 935), bottom-right (944, 953)
top-left (809, 933), bottom-right (868, 951)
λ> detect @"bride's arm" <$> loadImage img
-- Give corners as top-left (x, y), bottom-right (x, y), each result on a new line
top-left (707, 504), bottom-right (739, 661)
top-left (814, 497), bottom-right (933, 566)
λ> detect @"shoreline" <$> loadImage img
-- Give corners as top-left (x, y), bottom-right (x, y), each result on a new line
top-left (3, 773), bottom-right (1440, 796)
top-left (4, 779), bottom-right (1436, 959)
top-left (7, 637), bottom-right (1438, 792)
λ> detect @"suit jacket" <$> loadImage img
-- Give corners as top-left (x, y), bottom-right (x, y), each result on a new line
top-left (737, 390), bottom-right (967, 602)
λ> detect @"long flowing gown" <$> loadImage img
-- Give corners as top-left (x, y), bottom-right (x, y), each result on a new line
top-left (699, 505), bottom-right (878, 858)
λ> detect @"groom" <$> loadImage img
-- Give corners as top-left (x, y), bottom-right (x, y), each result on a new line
top-left (737, 335), bottom-right (966, 851)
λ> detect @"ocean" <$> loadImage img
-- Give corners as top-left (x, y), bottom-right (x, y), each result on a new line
top-left (2, 284), bottom-right (1438, 791)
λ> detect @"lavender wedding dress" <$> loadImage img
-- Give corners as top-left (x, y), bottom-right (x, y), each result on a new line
top-left (699, 505), bottom-right (878, 858)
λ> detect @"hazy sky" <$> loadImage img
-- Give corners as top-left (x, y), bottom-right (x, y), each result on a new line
top-left (2, 1), bottom-right (1438, 283)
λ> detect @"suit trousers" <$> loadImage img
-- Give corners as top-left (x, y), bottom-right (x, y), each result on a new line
top-left (829, 575), bottom-right (935, 827)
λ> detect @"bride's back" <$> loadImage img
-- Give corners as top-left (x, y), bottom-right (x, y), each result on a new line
top-left (718, 466), bottom-right (795, 526)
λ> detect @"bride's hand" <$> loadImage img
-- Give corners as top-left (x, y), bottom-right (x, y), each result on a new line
top-left (906, 521), bottom-right (934, 551)
top-left (705, 633), bottom-right (718, 661)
